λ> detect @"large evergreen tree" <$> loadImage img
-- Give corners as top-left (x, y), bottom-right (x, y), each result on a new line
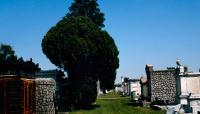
top-left (42, 0), bottom-right (119, 107)
top-left (42, 16), bottom-right (100, 107)
top-left (67, 0), bottom-right (119, 91)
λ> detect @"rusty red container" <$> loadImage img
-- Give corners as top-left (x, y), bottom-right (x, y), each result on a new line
top-left (0, 75), bottom-right (35, 114)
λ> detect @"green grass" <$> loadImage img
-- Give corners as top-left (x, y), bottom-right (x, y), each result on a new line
top-left (97, 92), bottom-right (122, 98)
top-left (69, 93), bottom-right (164, 114)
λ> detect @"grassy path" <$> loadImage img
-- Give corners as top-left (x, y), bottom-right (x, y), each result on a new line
top-left (70, 93), bottom-right (164, 114)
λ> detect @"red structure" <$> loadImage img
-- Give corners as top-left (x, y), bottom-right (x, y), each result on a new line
top-left (0, 75), bottom-right (35, 114)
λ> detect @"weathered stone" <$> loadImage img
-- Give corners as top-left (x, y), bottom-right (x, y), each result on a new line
top-left (146, 65), bottom-right (177, 104)
top-left (35, 78), bottom-right (56, 114)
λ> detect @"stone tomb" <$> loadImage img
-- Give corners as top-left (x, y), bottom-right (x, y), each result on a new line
top-left (35, 78), bottom-right (56, 114)
top-left (146, 65), bottom-right (177, 104)
top-left (128, 79), bottom-right (141, 100)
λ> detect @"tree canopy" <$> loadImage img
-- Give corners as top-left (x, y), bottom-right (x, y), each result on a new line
top-left (66, 0), bottom-right (105, 28)
top-left (94, 31), bottom-right (119, 91)
top-left (0, 44), bottom-right (40, 75)
top-left (66, 0), bottom-right (119, 91)
top-left (42, 16), bottom-right (100, 106)
top-left (42, 0), bottom-right (119, 107)
top-left (42, 16), bottom-right (101, 74)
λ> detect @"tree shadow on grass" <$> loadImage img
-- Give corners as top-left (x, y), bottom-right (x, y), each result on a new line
top-left (74, 104), bottom-right (100, 111)
top-left (127, 102), bottom-right (143, 107)
top-left (127, 102), bottom-right (162, 111)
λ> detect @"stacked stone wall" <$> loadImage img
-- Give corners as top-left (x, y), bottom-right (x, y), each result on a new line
top-left (150, 70), bottom-right (177, 104)
top-left (35, 78), bottom-right (55, 114)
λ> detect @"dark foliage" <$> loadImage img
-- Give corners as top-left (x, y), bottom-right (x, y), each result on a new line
top-left (42, 0), bottom-right (119, 108)
top-left (95, 31), bottom-right (119, 91)
top-left (42, 16), bottom-right (100, 106)
top-left (124, 77), bottom-right (129, 83)
top-left (0, 44), bottom-right (40, 75)
top-left (67, 0), bottom-right (119, 92)
top-left (66, 0), bottom-right (105, 28)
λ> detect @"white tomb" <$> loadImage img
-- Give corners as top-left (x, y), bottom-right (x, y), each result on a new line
top-left (178, 72), bottom-right (200, 114)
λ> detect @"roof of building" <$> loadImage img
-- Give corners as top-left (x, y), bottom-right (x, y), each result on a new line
top-left (189, 94), bottom-right (200, 99)
top-left (35, 69), bottom-right (60, 77)
top-left (129, 79), bottom-right (140, 82)
top-left (179, 72), bottom-right (200, 77)
top-left (0, 75), bottom-right (34, 79)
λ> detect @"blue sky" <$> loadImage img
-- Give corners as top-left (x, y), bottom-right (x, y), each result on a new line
top-left (1, 0), bottom-right (200, 83)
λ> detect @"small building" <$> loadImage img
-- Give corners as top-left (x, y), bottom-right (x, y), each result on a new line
top-left (0, 75), bottom-right (56, 114)
top-left (128, 79), bottom-right (141, 100)
top-left (35, 69), bottom-right (63, 91)
top-left (147, 60), bottom-right (200, 114)
top-left (146, 64), bottom-right (178, 104)
top-left (121, 77), bottom-right (141, 99)
top-left (35, 69), bottom-right (64, 110)
top-left (177, 72), bottom-right (200, 104)
top-left (176, 72), bottom-right (200, 113)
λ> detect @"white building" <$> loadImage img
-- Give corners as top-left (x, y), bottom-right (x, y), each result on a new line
top-left (177, 72), bottom-right (200, 114)
top-left (167, 63), bottom-right (200, 114)
top-left (127, 79), bottom-right (141, 100)
top-left (122, 78), bottom-right (141, 99)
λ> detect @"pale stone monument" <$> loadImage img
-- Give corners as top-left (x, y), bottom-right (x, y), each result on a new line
top-left (177, 72), bottom-right (200, 113)
top-left (128, 79), bottom-right (141, 100)
top-left (97, 80), bottom-right (101, 95)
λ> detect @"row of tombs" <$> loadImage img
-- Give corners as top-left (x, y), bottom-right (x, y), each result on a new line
top-left (0, 75), bottom-right (56, 114)
top-left (121, 61), bottom-right (200, 114)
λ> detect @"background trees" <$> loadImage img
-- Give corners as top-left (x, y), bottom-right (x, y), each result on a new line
top-left (42, 0), bottom-right (119, 108)
top-left (0, 44), bottom-right (40, 75)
